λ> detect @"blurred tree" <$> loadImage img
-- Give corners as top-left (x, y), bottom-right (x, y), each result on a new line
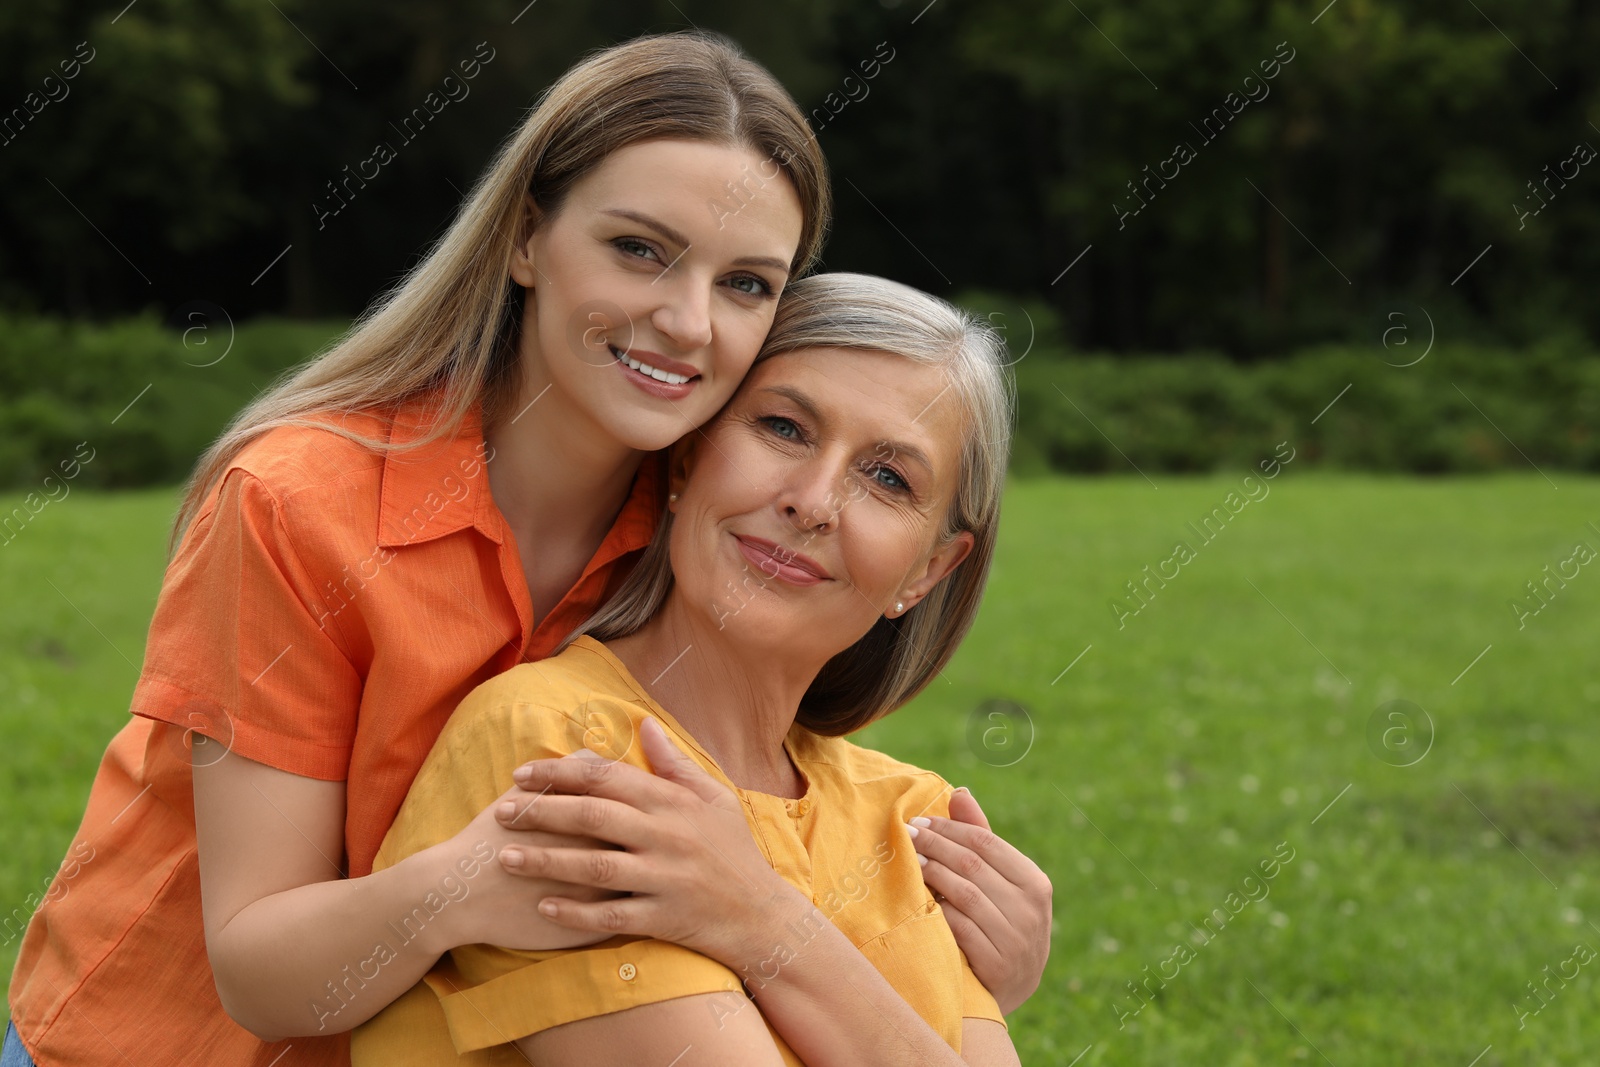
top-left (952, 0), bottom-right (1600, 352)
top-left (0, 0), bottom-right (1597, 355)
top-left (0, 0), bottom-right (312, 313)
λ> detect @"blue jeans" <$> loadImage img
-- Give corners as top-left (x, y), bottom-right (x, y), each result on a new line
top-left (1, 1022), bottom-right (35, 1067)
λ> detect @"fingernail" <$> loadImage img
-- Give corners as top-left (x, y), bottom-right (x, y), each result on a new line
top-left (512, 764), bottom-right (532, 782)
top-left (498, 801), bottom-right (517, 819)
top-left (538, 900), bottom-right (557, 916)
top-left (905, 823), bottom-right (919, 839)
top-left (643, 718), bottom-right (677, 748)
top-left (917, 853), bottom-right (928, 867)
top-left (500, 848), bottom-right (523, 869)
top-left (571, 747), bottom-right (604, 761)
top-left (952, 785), bottom-right (971, 796)
top-left (910, 816), bottom-right (932, 829)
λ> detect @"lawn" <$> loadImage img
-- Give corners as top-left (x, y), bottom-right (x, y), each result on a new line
top-left (4, 474), bottom-right (1599, 1064)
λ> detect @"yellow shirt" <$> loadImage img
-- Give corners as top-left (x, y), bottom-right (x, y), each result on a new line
top-left (352, 636), bottom-right (1004, 1065)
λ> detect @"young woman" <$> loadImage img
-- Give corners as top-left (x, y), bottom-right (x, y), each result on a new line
top-left (350, 273), bottom-right (1031, 1065)
top-left (4, 32), bottom-right (1045, 1067)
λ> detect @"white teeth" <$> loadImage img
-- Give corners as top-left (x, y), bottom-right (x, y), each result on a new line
top-left (612, 346), bottom-right (690, 385)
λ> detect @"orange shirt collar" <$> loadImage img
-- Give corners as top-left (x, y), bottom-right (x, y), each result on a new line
top-left (376, 398), bottom-right (494, 549)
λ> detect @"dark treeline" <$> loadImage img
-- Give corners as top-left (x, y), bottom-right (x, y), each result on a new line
top-left (2, 0), bottom-right (1598, 357)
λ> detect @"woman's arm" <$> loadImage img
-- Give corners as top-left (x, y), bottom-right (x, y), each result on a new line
top-left (963, 1020), bottom-right (1024, 1067)
top-left (499, 722), bottom-right (1020, 1067)
top-left (516, 994), bottom-right (788, 1066)
top-left (727, 890), bottom-right (1021, 1066)
top-left (192, 741), bottom-right (610, 1040)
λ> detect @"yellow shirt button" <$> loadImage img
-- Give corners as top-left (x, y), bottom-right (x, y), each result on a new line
top-left (618, 962), bottom-right (637, 981)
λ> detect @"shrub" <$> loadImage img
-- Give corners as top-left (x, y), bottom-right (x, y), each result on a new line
top-left (1, 313), bottom-right (1596, 489)
top-left (0, 314), bottom-right (344, 489)
top-left (1011, 338), bottom-right (1600, 476)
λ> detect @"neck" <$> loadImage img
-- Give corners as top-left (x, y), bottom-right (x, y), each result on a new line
top-left (484, 342), bottom-right (643, 559)
top-left (608, 592), bottom-right (826, 798)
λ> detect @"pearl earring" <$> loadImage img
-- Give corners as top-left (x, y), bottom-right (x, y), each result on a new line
top-left (895, 601), bottom-right (905, 614)
top-left (669, 492), bottom-right (679, 502)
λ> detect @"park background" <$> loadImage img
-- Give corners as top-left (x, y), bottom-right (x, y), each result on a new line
top-left (2, 1), bottom-right (1599, 1063)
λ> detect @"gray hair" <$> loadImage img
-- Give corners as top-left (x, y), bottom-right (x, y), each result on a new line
top-left (575, 272), bottom-right (1013, 735)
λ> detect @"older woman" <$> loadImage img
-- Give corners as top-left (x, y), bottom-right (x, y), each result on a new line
top-left (351, 274), bottom-right (1032, 1066)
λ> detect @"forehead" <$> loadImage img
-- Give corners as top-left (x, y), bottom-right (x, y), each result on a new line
top-left (568, 138), bottom-right (803, 249)
top-left (743, 347), bottom-right (967, 469)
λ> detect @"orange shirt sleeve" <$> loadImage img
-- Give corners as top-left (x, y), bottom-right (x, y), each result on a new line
top-left (131, 466), bottom-right (364, 780)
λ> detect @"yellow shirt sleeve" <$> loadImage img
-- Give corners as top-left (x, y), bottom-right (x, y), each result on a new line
top-left (430, 939), bottom-right (749, 1053)
top-left (961, 960), bottom-right (1006, 1025)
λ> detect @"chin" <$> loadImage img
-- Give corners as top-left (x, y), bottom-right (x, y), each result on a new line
top-left (707, 596), bottom-right (831, 650)
top-left (609, 415), bottom-right (704, 453)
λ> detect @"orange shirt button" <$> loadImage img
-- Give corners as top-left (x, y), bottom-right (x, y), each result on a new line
top-left (618, 962), bottom-right (638, 981)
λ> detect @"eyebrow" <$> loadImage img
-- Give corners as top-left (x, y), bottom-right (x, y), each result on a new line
top-left (601, 208), bottom-right (791, 275)
top-left (758, 384), bottom-right (934, 473)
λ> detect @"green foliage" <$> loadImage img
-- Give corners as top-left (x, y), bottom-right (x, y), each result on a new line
top-left (950, 0), bottom-right (1600, 352)
top-left (1, 312), bottom-right (1597, 493)
top-left (5, 1), bottom-right (1600, 351)
top-left (1011, 341), bottom-right (1600, 476)
top-left (0, 314), bottom-right (343, 490)
top-left (0, 0), bottom-right (312, 308)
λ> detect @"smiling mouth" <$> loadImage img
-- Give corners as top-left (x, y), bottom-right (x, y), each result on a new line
top-left (733, 534), bottom-right (832, 585)
top-left (610, 344), bottom-right (698, 386)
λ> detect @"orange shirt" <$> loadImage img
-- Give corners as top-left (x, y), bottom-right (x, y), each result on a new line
top-left (6, 396), bottom-right (663, 1067)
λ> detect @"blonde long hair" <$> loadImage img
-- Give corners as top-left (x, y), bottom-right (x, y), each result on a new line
top-left (578, 273), bottom-right (1014, 736)
top-left (170, 31), bottom-right (830, 551)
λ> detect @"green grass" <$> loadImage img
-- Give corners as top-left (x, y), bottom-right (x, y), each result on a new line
top-left (0, 487), bottom-right (172, 928)
top-left (863, 473), bottom-right (1600, 1065)
top-left (5, 475), bottom-right (1600, 1065)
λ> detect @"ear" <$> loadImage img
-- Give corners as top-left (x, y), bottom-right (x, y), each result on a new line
top-left (508, 193), bottom-right (544, 289)
top-left (665, 434), bottom-right (702, 512)
top-left (897, 530), bottom-right (975, 612)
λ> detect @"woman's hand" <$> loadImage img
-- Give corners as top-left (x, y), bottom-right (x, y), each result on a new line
top-left (424, 777), bottom-right (619, 953)
top-left (909, 788), bottom-right (1052, 1015)
top-left (494, 727), bottom-right (1022, 1067)
top-left (490, 718), bottom-right (796, 969)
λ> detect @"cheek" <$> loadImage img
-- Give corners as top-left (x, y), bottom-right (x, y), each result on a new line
top-left (686, 371), bottom-right (750, 425)
top-left (532, 260), bottom-right (639, 383)
top-left (534, 293), bottom-right (614, 396)
top-left (671, 458), bottom-right (758, 592)
top-left (840, 511), bottom-right (932, 599)
top-left (700, 315), bottom-right (772, 395)
top-left (692, 427), bottom-right (777, 503)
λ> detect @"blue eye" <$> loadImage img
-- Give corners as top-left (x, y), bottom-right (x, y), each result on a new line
top-left (872, 465), bottom-right (910, 492)
top-left (614, 238), bottom-right (659, 261)
top-left (727, 274), bottom-right (774, 297)
top-left (762, 416), bottom-right (802, 440)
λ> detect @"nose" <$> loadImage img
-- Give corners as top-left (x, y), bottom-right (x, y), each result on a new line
top-left (780, 452), bottom-right (848, 536)
top-left (650, 272), bottom-right (714, 352)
